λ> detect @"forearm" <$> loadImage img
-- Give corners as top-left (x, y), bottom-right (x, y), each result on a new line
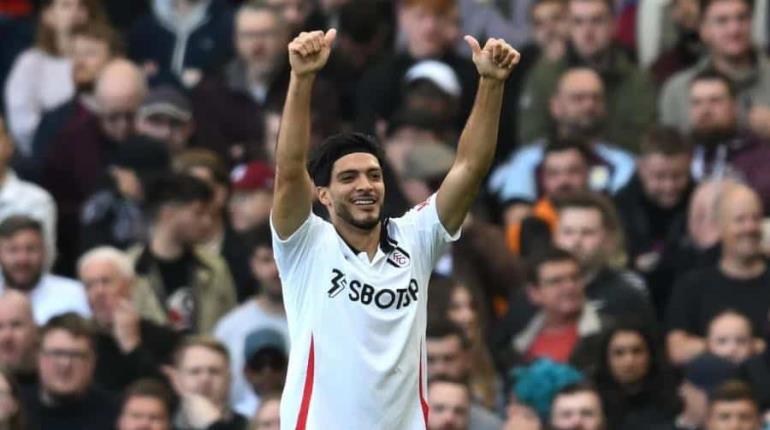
top-left (667, 331), bottom-right (706, 365)
top-left (275, 73), bottom-right (315, 175)
top-left (455, 77), bottom-right (505, 176)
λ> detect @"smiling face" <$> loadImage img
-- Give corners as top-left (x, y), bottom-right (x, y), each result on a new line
top-left (318, 153), bottom-right (385, 232)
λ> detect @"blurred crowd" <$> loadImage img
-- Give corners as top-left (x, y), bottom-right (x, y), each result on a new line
top-left (0, 0), bottom-right (770, 429)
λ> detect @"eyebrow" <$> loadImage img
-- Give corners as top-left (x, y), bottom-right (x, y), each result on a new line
top-left (336, 167), bottom-right (382, 177)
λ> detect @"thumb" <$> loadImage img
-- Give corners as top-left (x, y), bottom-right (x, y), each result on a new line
top-left (324, 28), bottom-right (337, 46)
top-left (464, 35), bottom-right (481, 56)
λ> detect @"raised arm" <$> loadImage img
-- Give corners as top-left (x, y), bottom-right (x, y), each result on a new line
top-left (436, 37), bottom-right (520, 235)
top-left (272, 30), bottom-right (336, 239)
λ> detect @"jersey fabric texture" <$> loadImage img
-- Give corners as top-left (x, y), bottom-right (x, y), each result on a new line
top-left (271, 193), bottom-right (459, 430)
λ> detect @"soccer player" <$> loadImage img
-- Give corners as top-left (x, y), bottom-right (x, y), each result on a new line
top-left (271, 28), bottom-right (519, 429)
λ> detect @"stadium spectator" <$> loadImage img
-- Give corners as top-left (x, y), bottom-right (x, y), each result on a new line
top-left (0, 367), bottom-right (26, 430)
top-left (0, 216), bottom-right (90, 324)
top-left (549, 382), bottom-right (606, 430)
top-left (175, 149), bottom-right (252, 301)
top-left (135, 86), bottom-right (195, 156)
top-left (426, 320), bottom-right (504, 430)
top-left (427, 377), bottom-right (472, 430)
top-left (264, 0), bottom-right (314, 34)
top-left (129, 173), bottom-right (236, 334)
top-left (43, 58), bottom-right (147, 275)
top-left (614, 127), bottom-right (694, 316)
top-left (241, 329), bottom-right (287, 415)
top-left (355, 0), bottom-right (478, 133)
top-left (250, 392), bottom-right (280, 430)
top-left (78, 246), bottom-right (180, 391)
top-left (648, 0), bottom-right (703, 85)
top-left (660, 0), bottom-right (770, 138)
top-left (3, 0), bottom-right (105, 155)
top-left (190, 2), bottom-right (289, 162)
top-left (592, 322), bottom-right (679, 430)
top-left (166, 337), bottom-right (249, 430)
top-left (128, 0), bottom-right (234, 88)
top-left (79, 135), bottom-right (171, 252)
top-left (21, 313), bottom-right (119, 430)
top-left (0, 291), bottom-right (38, 384)
top-left (214, 224), bottom-right (287, 417)
top-left (706, 310), bottom-right (756, 364)
top-left (518, 0), bottom-right (656, 152)
top-left (705, 380), bottom-right (761, 430)
top-left (228, 162), bottom-right (274, 234)
top-left (490, 68), bottom-right (634, 223)
top-left (117, 378), bottom-right (175, 430)
top-left (493, 248), bottom-right (607, 369)
top-left (686, 70), bottom-right (770, 212)
top-left (24, 20), bottom-right (121, 183)
top-left (0, 112), bottom-right (57, 264)
top-left (666, 183), bottom-right (769, 365)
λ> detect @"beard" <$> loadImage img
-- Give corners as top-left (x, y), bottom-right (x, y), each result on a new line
top-left (691, 125), bottom-right (737, 150)
top-left (2, 266), bottom-right (42, 291)
top-left (335, 202), bottom-right (381, 231)
top-left (562, 116), bottom-right (605, 140)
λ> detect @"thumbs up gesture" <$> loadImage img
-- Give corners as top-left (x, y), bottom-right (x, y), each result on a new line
top-left (464, 36), bottom-right (521, 81)
top-left (288, 29), bottom-right (337, 77)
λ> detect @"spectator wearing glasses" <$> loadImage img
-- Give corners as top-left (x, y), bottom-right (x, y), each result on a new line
top-left (43, 58), bottom-right (147, 275)
top-left (20, 313), bottom-right (119, 430)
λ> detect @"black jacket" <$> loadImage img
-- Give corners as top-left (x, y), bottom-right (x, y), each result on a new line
top-left (21, 385), bottom-right (120, 430)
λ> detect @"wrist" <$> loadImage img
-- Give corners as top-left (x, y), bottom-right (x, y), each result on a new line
top-left (479, 76), bottom-right (506, 87)
top-left (291, 71), bottom-right (317, 82)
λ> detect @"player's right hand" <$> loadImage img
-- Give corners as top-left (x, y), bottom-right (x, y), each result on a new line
top-left (289, 29), bottom-right (336, 77)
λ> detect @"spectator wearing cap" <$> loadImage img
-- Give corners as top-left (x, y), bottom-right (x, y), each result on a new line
top-left (667, 354), bottom-right (741, 430)
top-left (666, 183), bottom-right (770, 366)
top-left (23, 21), bottom-right (122, 183)
top-left (127, 0), bottom-right (234, 88)
top-left (192, 2), bottom-right (338, 164)
top-left (0, 216), bottom-right (90, 325)
top-left (80, 135), bottom-right (171, 252)
top-left (215, 224), bottom-right (287, 417)
top-left (78, 246), bottom-right (180, 392)
top-left (355, 0), bottom-right (478, 134)
top-left (43, 58), bottom-right (148, 275)
top-left (175, 149), bottom-right (253, 302)
top-left (135, 85), bottom-right (195, 156)
top-left (242, 329), bottom-right (287, 411)
top-left (519, 0), bottom-right (655, 152)
top-left (402, 60), bottom-right (463, 127)
top-left (130, 173), bottom-right (236, 334)
top-left (0, 113), bottom-right (57, 267)
top-left (490, 68), bottom-right (634, 227)
top-left (229, 161), bottom-right (275, 234)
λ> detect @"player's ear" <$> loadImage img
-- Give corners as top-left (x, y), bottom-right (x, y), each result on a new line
top-left (317, 186), bottom-right (331, 206)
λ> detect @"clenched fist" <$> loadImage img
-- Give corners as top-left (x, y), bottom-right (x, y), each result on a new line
top-left (288, 29), bottom-right (337, 77)
top-left (464, 36), bottom-right (521, 81)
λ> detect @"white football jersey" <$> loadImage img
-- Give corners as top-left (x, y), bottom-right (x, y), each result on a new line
top-left (271, 194), bottom-right (459, 430)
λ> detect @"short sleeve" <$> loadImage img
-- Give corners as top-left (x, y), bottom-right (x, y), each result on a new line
top-left (395, 193), bottom-right (461, 269)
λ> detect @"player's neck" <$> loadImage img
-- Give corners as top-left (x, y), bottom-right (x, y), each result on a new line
top-left (335, 221), bottom-right (382, 261)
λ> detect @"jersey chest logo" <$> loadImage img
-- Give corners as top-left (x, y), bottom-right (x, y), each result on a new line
top-left (327, 268), bottom-right (419, 310)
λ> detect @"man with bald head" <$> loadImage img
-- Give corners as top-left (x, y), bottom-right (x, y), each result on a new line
top-left (78, 246), bottom-right (178, 391)
top-left (666, 183), bottom-right (770, 365)
top-left (0, 290), bottom-right (38, 384)
top-left (490, 67), bottom-right (634, 225)
top-left (43, 59), bottom-right (148, 274)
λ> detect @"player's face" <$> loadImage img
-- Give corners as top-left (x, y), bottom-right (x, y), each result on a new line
top-left (427, 382), bottom-right (470, 430)
top-left (706, 400), bottom-right (761, 430)
top-left (322, 153), bottom-right (385, 231)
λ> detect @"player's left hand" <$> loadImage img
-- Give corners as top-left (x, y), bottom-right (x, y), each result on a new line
top-left (465, 36), bottom-right (520, 81)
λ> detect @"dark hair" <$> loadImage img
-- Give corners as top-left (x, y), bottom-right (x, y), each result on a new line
top-left (173, 149), bottom-right (230, 188)
top-left (639, 126), bottom-right (693, 157)
top-left (690, 69), bottom-right (737, 98)
top-left (700, 0), bottom-right (752, 20)
top-left (0, 216), bottom-right (43, 239)
top-left (36, 0), bottom-right (107, 56)
top-left (0, 368), bottom-right (26, 430)
top-left (308, 132), bottom-right (387, 187)
top-left (41, 312), bottom-right (96, 349)
top-left (709, 379), bottom-right (758, 407)
top-left (555, 191), bottom-right (621, 237)
top-left (245, 222), bottom-right (273, 252)
top-left (426, 318), bottom-right (470, 349)
top-left (71, 21), bottom-right (124, 57)
top-left (593, 321), bottom-right (681, 427)
top-left (525, 247), bottom-right (578, 285)
top-left (552, 381), bottom-right (602, 410)
top-left (543, 137), bottom-right (593, 166)
top-left (121, 378), bottom-right (175, 418)
top-left (144, 173), bottom-right (213, 220)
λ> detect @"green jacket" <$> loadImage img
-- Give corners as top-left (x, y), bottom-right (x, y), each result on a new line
top-left (517, 48), bottom-right (656, 153)
top-left (128, 245), bottom-right (236, 334)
